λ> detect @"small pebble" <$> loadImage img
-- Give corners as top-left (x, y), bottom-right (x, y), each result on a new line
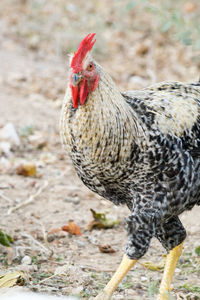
top-left (21, 255), bottom-right (32, 265)
top-left (140, 276), bottom-right (147, 282)
top-left (175, 268), bottom-right (181, 273)
top-left (71, 286), bottom-right (83, 295)
top-left (17, 264), bottom-right (38, 273)
top-left (76, 240), bottom-right (86, 248)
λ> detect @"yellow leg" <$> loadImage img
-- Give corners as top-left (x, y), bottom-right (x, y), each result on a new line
top-left (94, 254), bottom-right (137, 300)
top-left (158, 242), bottom-right (183, 300)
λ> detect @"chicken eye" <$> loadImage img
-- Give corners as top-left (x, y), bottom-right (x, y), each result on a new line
top-left (87, 63), bottom-right (93, 71)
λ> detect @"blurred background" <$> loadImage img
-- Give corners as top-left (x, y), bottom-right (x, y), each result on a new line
top-left (0, 1), bottom-right (200, 299)
top-left (1, 0), bottom-right (200, 96)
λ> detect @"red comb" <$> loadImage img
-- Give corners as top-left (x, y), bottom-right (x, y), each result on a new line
top-left (71, 33), bottom-right (96, 73)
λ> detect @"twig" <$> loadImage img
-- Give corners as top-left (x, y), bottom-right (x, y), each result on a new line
top-left (38, 273), bottom-right (57, 284)
top-left (6, 169), bottom-right (68, 215)
top-left (37, 263), bottom-right (115, 285)
top-left (41, 223), bottom-right (54, 257)
top-left (0, 185), bottom-right (9, 189)
top-left (22, 232), bottom-right (51, 255)
top-left (80, 265), bottom-right (115, 273)
top-left (37, 263), bottom-right (71, 284)
top-left (7, 180), bottom-right (48, 215)
top-left (0, 191), bottom-right (13, 203)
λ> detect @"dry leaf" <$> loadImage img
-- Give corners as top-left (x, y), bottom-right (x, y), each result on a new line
top-left (87, 220), bottom-right (104, 231)
top-left (87, 209), bottom-right (119, 231)
top-left (99, 244), bottom-right (116, 253)
top-left (16, 162), bottom-right (36, 177)
top-left (62, 221), bottom-right (82, 236)
top-left (141, 258), bottom-right (165, 271)
top-left (184, 2), bottom-right (196, 13)
top-left (0, 271), bottom-right (25, 288)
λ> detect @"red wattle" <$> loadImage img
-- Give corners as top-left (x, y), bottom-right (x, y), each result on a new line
top-left (70, 84), bottom-right (79, 108)
top-left (79, 78), bottom-right (89, 106)
top-left (90, 74), bottom-right (100, 92)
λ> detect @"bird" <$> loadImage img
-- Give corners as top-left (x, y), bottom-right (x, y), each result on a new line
top-left (60, 33), bottom-right (200, 300)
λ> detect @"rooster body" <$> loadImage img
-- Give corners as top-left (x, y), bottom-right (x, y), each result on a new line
top-left (60, 34), bottom-right (200, 299)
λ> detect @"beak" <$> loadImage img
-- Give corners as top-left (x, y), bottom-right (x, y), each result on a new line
top-left (72, 73), bottom-right (83, 86)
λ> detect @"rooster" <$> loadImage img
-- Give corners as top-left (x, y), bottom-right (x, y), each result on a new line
top-left (60, 33), bottom-right (200, 300)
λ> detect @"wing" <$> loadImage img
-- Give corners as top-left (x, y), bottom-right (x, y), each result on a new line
top-left (123, 81), bottom-right (200, 159)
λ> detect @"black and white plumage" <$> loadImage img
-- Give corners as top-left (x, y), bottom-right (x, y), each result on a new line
top-left (60, 33), bottom-right (200, 299)
top-left (61, 53), bottom-right (200, 260)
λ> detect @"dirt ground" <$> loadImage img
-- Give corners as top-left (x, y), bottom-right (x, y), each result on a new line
top-left (0, 1), bottom-right (200, 299)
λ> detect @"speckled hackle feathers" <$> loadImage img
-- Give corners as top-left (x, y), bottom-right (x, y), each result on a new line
top-left (71, 33), bottom-right (96, 73)
top-left (61, 34), bottom-right (200, 265)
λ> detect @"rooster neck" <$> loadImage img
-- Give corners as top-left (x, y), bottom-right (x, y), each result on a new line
top-left (61, 66), bottom-right (146, 166)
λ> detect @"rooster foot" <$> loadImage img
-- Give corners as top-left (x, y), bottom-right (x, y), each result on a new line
top-left (94, 255), bottom-right (136, 300)
top-left (93, 291), bottom-right (112, 300)
top-left (157, 242), bottom-right (184, 300)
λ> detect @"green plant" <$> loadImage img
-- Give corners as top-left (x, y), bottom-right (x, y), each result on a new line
top-left (195, 246), bottom-right (200, 256)
top-left (0, 230), bottom-right (13, 247)
top-left (124, 0), bottom-right (200, 49)
top-left (147, 279), bottom-right (160, 299)
top-left (180, 283), bottom-right (200, 294)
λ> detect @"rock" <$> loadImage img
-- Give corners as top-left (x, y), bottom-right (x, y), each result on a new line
top-left (76, 240), bottom-right (86, 248)
top-left (17, 264), bottom-right (38, 273)
top-left (0, 141), bottom-right (11, 156)
top-left (174, 268), bottom-right (181, 273)
top-left (28, 133), bottom-right (47, 149)
top-left (21, 255), bottom-right (32, 265)
top-left (71, 286), bottom-right (84, 295)
top-left (140, 276), bottom-right (147, 282)
top-left (64, 197), bottom-right (80, 205)
top-left (0, 123), bottom-right (20, 146)
top-left (0, 157), bottom-right (11, 172)
top-left (28, 34), bottom-right (40, 50)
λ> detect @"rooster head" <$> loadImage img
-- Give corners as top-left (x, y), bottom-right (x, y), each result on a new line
top-left (70, 33), bottom-right (100, 108)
